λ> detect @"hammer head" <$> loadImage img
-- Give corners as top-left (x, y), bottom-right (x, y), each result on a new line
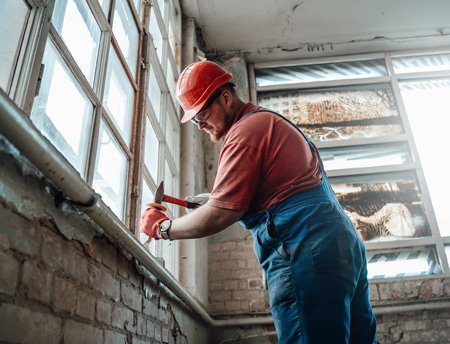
top-left (154, 181), bottom-right (164, 204)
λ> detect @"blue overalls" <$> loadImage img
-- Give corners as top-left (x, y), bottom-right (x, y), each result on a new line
top-left (239, 110), bottom-right (377, 344)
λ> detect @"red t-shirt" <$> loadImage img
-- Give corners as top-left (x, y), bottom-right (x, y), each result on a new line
top-left (208, 103), bottom-right (323, 214)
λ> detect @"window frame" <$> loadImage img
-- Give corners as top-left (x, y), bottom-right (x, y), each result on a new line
top-left (250, 47), bottom-right (450, 279)
top-left (7, 0), bottom-right (183, 279)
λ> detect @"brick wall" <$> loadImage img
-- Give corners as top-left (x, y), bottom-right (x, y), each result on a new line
top-left (0, 138), bottom-right (209, 343)
top-left (208, 236), bottom-right (450, 343)
top-left (0, 202), bottom-right (189, 343)
top-left (208, 234), bottom-right (270, 315)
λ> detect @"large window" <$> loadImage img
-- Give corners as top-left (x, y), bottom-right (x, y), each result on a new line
top-left (3, 0), bottom-right (182, 278)
top-left (253, 51), bottom-right (450, 279)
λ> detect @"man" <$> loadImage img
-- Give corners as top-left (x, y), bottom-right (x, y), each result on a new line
top-left (140, 61), bottom-right (377, 343)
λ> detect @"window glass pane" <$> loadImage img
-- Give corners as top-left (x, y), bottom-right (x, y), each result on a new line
top-left (367, 247), bottom-right (440, 279)
top-left (321, 142), bottom-right (412, 171)
top-left (30, 40), bottom-right (93, 174)
top-left (400, 79), bottom-right (450, 236)
top-left (392, 54), bottom-right (450, 74)
top-left (166, 61), bottom-right (176, 105)
top-left (0, 0), bottom-right (30, 92)
top-left (148, 64), bottom-right (162, 119)
top-left (144, 117), bottom-right (159, 180)
top-left (150, 8), bottom-right (163, 63)
top-left (52, 0), bottom-right (101, 85)
top-left (158, 0), bottom-right (166, 21)
top-left (165, 112), bottom-right (175, 156)
top-left (258, 85), bottom-right (404, 142)
top-left (93, 121), bottom-right (127, 219)
top-left (330, 172), bottom-right (431, 243)
top-left (168, 21), bottom-right (179, 68)
top-left (103, 45), bottom-right (134, 143)
top-left (112, 0), bottom-right (139, 79)
top-left (255, 59), bottom-right (387, 87)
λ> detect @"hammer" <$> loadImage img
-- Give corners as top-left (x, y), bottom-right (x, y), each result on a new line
top-left (146, 181), bottom-right (201, 211)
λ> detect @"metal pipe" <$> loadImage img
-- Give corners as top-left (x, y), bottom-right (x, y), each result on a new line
top-left (373, 301), bottom-right (450, 315)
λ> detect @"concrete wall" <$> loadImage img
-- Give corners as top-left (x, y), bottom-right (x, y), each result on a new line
top-left (0, 135), bottom-right (209, 344)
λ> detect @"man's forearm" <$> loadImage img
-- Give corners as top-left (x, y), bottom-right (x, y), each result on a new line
top-left (169, 204), bottom-right (245, 240)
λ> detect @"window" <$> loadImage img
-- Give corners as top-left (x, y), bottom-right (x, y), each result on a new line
top-left (0, 0), bottom-right (31, 93)
top-left (17, 0), bottom-right (183, 278)
top-left (252, 51), bottom-right (450, 279)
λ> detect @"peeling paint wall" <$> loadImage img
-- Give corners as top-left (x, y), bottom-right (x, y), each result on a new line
top-left (0, 135), bottom-right (209, 344)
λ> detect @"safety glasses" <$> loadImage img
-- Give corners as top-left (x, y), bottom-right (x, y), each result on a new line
top-left (191, 91), bottom-right (222, 125)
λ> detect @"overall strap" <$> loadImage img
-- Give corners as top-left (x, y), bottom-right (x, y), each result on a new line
top-left (242, 109), bottom-right (326, 175)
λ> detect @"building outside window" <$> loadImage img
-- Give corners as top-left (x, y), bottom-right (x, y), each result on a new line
top-left (252, 51), bottom-right (450, 280)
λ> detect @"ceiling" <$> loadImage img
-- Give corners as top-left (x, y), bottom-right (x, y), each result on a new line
top-left (179, 0), bottom-right (450, 63)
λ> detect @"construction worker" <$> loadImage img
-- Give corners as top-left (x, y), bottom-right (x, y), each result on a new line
top-left (140, 61), bottom-right (378, 343)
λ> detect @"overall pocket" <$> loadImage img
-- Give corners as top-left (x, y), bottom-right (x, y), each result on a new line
top-left (305, 212), bottom-right (352, 270)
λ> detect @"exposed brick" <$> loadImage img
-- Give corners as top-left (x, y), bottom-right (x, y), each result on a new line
top-left (54, 276), bottom-right (77, 313)
top-left (0, 204), bottom-right (40, 256)
top-left (132, 338), bottom-right (149, 344)
top-left (210, 281), bottom-right (222, 291)
top-left (42, 231), bottom-right (88, 285)
top-left (207, 301), bottom-right (225, 314)
top-left (88, 264), bottom-right (120, 301)
top-left (378, 283), bottom-right (392, 300)
top-left (223, 280), bottom-right (238, 290)
top-left (0, 251), bottom-right (19, 296)
top-left (225, 301), bottom-right (241, 311)
top-left (63, 320), bottom-right (102, 344)
top-left (89, 236), bottom-right (103, 264)
top-left (96, 298), bottom-right (112, 325)
top-left (137, 314), bottom-right (146, 336)
top-left (77, 289), bottom-right (96, 320)
top-left (249, 299), bottom-right (267, 312)
top-left (210, 291), bottom-right (230, 302)
top-left (22, 260), bottom-right (53, 303)
top-left (129, 267), bottom-right (143, 287)
top-left (369, 284), bottom-right (379, 301)
top-left (143, 297), bottom-right (159, 318)
top-left (118, 254), bottom-right (130, 279)
top-left (209, 269), bottom-right (232, 281)
top-left (147, 319), bottom-right (155, 339)
top-left (0, 303), bottom-right (62, 343)
top-left (155, 323), bottom-right (162, 341)
top-left (210, 251), bottom-right (230, 261)
top-left (404, 281), bottom-right (419, 298)
top-left (221, 241), bottom-right (237, 251)
top-left (105, 329), bottom-right (127, 344)
top-left (248, 279), bottom-right (262, 289)
top-left (102, 240), bottom-right (118, 272)
top-left (112, 304), bottom-right (135, 333)
top-left (162, 327), bottom-right (170, 343)
top-left (121, 281), bottom-right (142, 312)
top-left (158, 307), bottom-right (169, 324)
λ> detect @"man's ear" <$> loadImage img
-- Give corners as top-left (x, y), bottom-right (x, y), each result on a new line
top-left (222, 90), bottom-right (233, 107)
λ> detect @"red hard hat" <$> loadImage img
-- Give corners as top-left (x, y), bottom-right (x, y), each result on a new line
top-left (176, 61), bottom-right (233, 123)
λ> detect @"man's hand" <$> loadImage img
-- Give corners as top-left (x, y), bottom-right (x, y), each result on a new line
top-left (140, 208), bottom-right (169, 240)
